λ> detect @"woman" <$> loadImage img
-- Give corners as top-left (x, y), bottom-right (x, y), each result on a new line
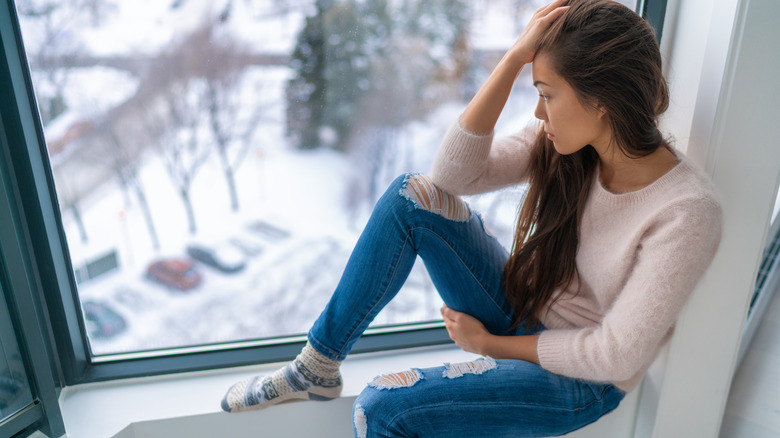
top-left (222, 0), bottom-right (722, 436)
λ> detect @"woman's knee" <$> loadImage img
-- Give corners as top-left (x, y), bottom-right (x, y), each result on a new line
top-left (398, 174), bottom-right (470, 221)
top-left (353, 388), bottom-right (388, 438)
top-left (352, 368), bottom-right (425, 437)
top-left (352, 400), bottom-right (369, 438)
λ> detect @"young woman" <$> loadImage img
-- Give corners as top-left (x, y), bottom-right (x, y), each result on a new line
top-left (222, 0), bottom-right (722, 436)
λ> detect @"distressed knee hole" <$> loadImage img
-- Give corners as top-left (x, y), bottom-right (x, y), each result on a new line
top-left (368, 368), bottom-right (423, 390)
top-left (476, 212), bottom-right (497, 239)
top-left (443, 357), bottom-right (498, 379)
top-left (401, 174), bottom-right (470, 222)
top-left (353, 404), bottom-right (368, 438)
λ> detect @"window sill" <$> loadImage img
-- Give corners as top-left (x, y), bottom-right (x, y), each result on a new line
top-left (59, 345), bottom-right (478, 438)
top-left (60, 344), bottom-right (640, 437)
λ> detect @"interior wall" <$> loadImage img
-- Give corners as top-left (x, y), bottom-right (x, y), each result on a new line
top-left (644, 0), bottom-right (780, 436)
top-left (659, 0), bottom-right (714, 154)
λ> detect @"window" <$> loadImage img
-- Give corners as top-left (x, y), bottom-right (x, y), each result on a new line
top-left (15, 0), bottom-right (576, 366)
top-left (3, 0), bottom-right (671, 434)
top-left (738, 186), bottom-right (780, 364)
top-left (4, 0), bottom-right (661, 399)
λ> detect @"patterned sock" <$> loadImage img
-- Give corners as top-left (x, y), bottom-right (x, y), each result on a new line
top-left (221, 342), bottom-right (343, 413)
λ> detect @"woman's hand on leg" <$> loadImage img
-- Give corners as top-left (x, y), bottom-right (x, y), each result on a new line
top-left (442, 304), bottom-right (540, 364)
top-left (441, 304), bottom-right (492, 355)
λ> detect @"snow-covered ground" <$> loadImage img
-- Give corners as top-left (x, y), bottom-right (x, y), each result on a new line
top-left (17, 0), bottom-right (543, 355)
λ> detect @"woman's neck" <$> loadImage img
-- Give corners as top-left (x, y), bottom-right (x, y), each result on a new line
top-left (598, 146), bottom-right (679, 194)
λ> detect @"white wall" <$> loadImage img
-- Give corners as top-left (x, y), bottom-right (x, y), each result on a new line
top-left (641, 0), bottom-right (780, 436)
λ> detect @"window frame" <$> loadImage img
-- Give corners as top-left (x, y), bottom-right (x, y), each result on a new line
top-left (0, 164), bottom-right (61, 438)
top-left (0, 177), bottom-right (62, 437)
top-left (640, 0), bottom-right (669, 43)
top-left (0, 4), bottom-right (64, 435)
top-left (1, 0), bottom-right (666, 407)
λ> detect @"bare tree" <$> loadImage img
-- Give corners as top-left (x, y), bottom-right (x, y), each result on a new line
top-left (195, 26), bottom-right (266, 212)
top-left (203, 79), bottom-right (265, 212)
top-left (17, 0), bottom-right (115, 123)
top-left (343, 0), bottom-right (472, 217)
top-left (153, 80), bottom-right (212, 235)
top-left (17, 0), bottom-right (77, 123)
top-left (51, 164), bottom-right (89, 243)
top-left (105, 127), bottom-right (160, 250)
top-left (16, 0), bottom-right (117, 249)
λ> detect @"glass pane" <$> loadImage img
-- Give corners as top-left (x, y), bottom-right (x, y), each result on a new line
top-left (0, 282), bottom-right (34, 421)
top-left (14, 0), bottom-right (635, 357)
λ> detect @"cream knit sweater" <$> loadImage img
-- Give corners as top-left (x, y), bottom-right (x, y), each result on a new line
top-left (430, 120), bottom-right (722, 392)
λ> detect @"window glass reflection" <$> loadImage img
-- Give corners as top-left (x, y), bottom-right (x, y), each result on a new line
top-left (0, 283), bottom-right (33, 420)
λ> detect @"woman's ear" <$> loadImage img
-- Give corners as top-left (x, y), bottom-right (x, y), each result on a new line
top-left (596, 104), bottom-right (608, 119)
top-left (587, 100), bottom-right (608, 119)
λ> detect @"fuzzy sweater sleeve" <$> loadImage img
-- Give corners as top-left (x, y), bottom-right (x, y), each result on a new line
top-left (429, 118), bottom-right (538, 195)
top-left (537, 195), bottom-right (722, 387)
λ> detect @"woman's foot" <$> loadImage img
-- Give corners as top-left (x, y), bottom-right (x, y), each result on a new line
top-left (221, 342), bottom-right (343, 413)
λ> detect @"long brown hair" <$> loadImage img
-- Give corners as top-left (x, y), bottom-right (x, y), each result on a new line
top-left (503, 0), bottom-right (670, 329)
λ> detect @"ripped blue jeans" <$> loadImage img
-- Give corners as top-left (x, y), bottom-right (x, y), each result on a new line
top-left (308, 174), bottom-right (624, 437)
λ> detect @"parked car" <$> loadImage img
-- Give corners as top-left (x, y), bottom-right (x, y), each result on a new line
top-left (186, 243), bottom-right (246, 273)
top-left (247, 220), bottom-right (291, 242)
top-left (146, 258), bottom-right (202, 290)
top-left (82, 300), bottom-right (127, 339)
top-left (228, 237), bottom-right (264, 258)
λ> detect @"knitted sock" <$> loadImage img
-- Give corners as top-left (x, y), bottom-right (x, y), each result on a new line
top-left (221, 342), bottom-right (343, 413)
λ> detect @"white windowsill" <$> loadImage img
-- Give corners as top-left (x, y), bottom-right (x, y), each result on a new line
top-left (59, 345), bottom-right (479, 438)
top-left (60, 343), bottom-right (640, 437)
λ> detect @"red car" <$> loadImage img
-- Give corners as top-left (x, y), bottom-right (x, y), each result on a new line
top-left (146, 258), bottom-right (202, 291)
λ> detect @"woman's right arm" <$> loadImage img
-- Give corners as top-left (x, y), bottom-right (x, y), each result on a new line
top-left (460, 0), bottom-right (568, 134)
top-left (459, 53), bottom-right (528, 135)
top-left (430, 1), bottom-right (568, 195)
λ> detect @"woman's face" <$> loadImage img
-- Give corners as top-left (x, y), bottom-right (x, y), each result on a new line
top-left (532, 53), bottom-right (611, 156)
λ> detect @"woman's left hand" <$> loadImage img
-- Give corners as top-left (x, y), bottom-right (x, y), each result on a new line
top-left (441, 304), bottom-right (492, 355)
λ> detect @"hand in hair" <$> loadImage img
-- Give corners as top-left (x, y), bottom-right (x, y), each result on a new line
top-left (509, 0), bottom-right (569, 65)
top-left (460, 0), bottom-right (568, 135)
top-left (511, 0), bottom-right (570, 65)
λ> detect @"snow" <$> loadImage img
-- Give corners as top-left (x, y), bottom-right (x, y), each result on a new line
top-left (71, 0), bottom-right (303, 56)
top-left (63, 67), bottom-right (140, 116)
top-left (17, 0), bottom-right (538, 356)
